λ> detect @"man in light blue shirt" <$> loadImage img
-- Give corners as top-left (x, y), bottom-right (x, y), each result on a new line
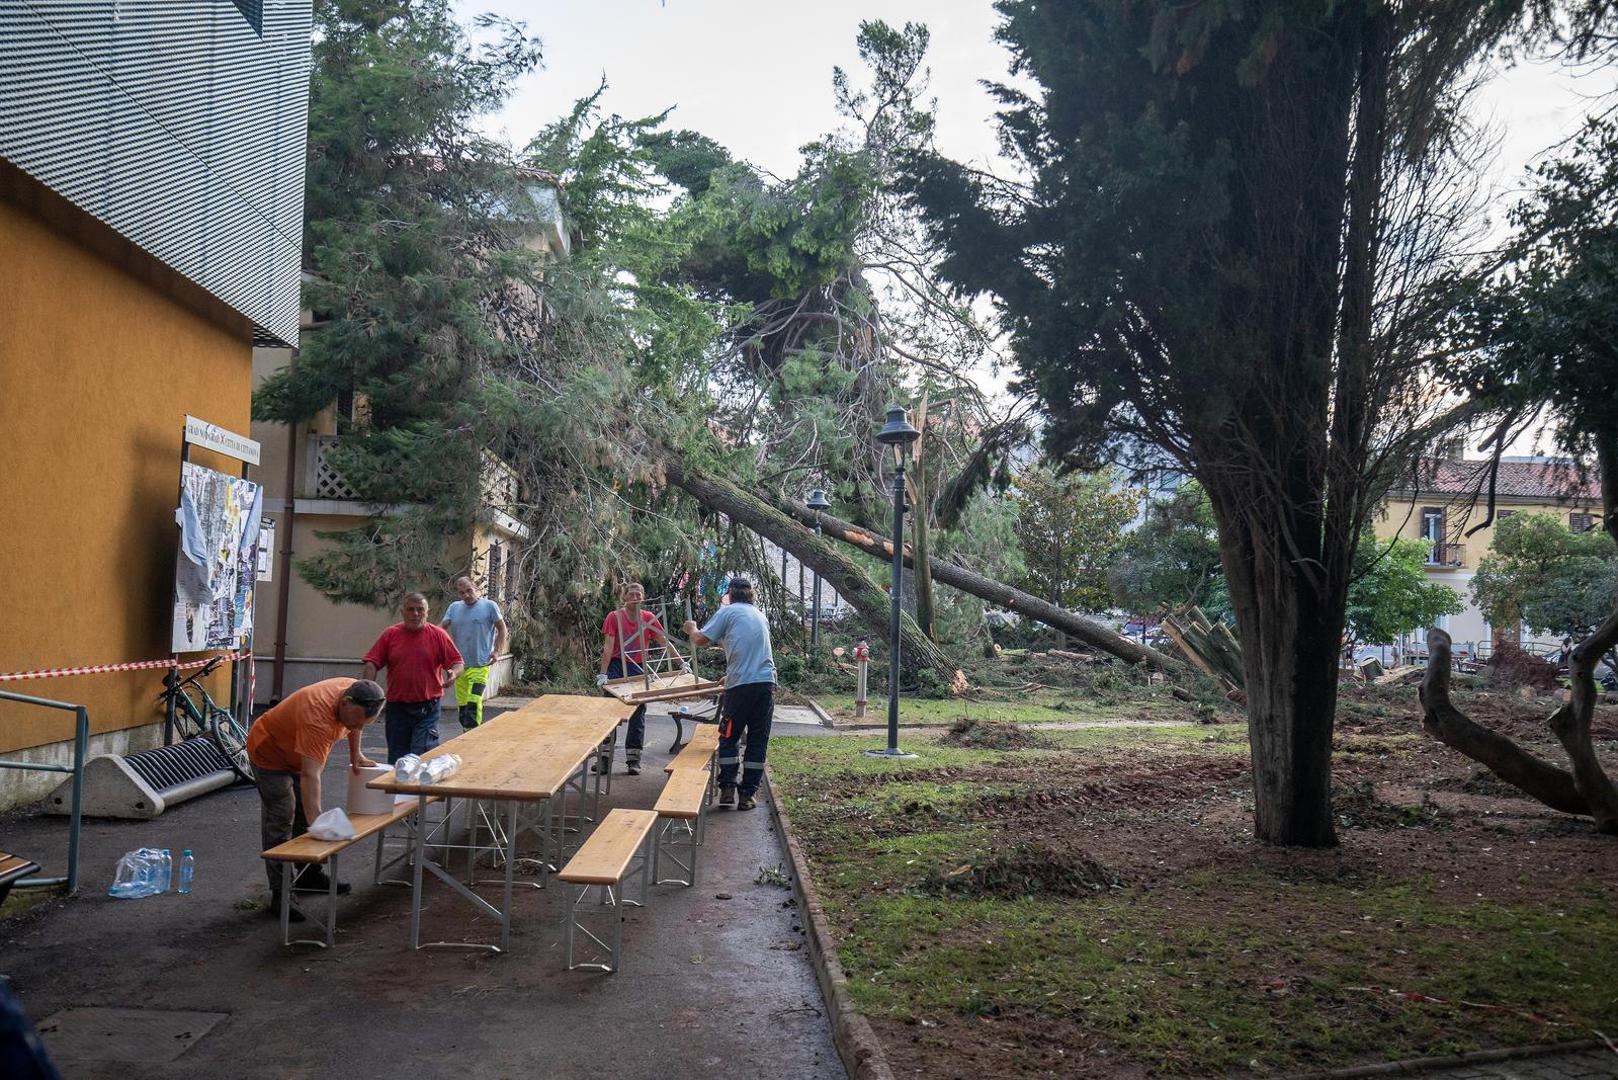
top-left (683, 577), bottom-right (776, 811)
top-left (441, 575), bottom-right (508, 728)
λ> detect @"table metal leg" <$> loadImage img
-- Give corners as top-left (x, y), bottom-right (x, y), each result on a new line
top-left (500, 799), bottom-right (517, 953)
top-left (410, 793), bottom-right (427, 949)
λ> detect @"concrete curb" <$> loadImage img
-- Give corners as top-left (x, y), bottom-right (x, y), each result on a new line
top-left (765, 765), bottom-right (896, 1080)
top-left (1278, 1039), bottom-right (1608, 1079)
top-left (805, 699), bottom-right (837, 728)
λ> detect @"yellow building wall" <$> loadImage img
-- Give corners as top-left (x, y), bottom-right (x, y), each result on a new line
top-left (1378, 495), bottom-right (1601, 570)
top-left (0, 199), bottom-right (250, 754)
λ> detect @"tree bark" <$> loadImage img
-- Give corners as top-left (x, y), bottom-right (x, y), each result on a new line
top-left (663, 458), bottom-right (966, 693)
top-left (1213, 507), bottom-right (1343, 848)
top-left (1419, 628), bottom-right (1590, 816)
top-left (910, 457), bottom-right (937, 641)
top-left (768, 496), bottom-right (1183, 672)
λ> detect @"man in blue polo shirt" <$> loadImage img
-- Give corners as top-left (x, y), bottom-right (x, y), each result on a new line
top-left (682, 576), bottom-right (776, 811)
top-left (441, 574), bottom-right (508, 729)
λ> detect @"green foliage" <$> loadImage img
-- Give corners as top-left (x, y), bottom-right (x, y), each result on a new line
top-left (1113, 485), bottom-right (1460, 642)
top-left (1110, 482), bottom-right (1227, 618)
top-left (1346, 535), bottom-right (1464, 646)
top-left (1010, 465), bottom-right (1138, 615)
top-left (1449, 114), bottom-right (1618, 465)
top-left (1472, 513), bottom-right (1618, 640)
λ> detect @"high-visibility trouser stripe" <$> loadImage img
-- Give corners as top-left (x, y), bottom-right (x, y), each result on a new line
top-left (742, 762), bottom-right (765, 769)
top-left (717, 755), bottom-right (742, 765)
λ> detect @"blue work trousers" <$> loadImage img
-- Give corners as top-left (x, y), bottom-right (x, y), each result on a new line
top-left (607, 657), bottom-right (647, 762)
top-left (717, 682), bottom-right (774, 796)
top-left (384, 699), bottom-right (441, 763)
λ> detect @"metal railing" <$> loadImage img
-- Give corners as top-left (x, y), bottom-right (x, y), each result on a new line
top-left (1424, 542), bottom-right (1466, 567)
top-left (0, 689), bottom-right (86, 894)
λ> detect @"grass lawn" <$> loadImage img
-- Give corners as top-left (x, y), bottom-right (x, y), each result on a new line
top-left (769, 694), bottom-right (1618, 1077)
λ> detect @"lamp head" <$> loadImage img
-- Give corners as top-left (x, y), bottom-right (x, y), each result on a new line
top-left (875, 405), bottom-right (920, 451)
top-left (806, 488), bottom-right (831, 511)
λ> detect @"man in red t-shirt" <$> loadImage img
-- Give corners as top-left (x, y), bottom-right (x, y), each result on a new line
top-left (595, 581), bottom-right (687, 774)
top-left (363, 592), bottom-right (464, 762)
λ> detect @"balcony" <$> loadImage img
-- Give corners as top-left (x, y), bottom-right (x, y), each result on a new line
top-left (304, 434), bottom-right (362, 501)
top-left (1424, 542), bottom-right (1466, 568)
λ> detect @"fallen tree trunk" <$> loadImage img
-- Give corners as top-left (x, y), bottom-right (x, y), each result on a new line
top-left (663, 458), bottom-right (967, 693)
top-left (773, 496), bottom-right (1183, 672)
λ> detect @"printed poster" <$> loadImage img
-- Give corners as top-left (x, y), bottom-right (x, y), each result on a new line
top-left (172, 462), bottom-right (263, 652)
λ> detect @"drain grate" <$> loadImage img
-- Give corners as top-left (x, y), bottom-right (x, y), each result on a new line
top-left (35, 1007), bottom-right (227, 1063)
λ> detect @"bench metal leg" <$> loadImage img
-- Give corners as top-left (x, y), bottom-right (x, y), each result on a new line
top-left (563, 833), bottom-right (651, 973)
top-left (652, 815), bottom-right (699, 887)
top-left (280, 855), bottom-right (339, 949)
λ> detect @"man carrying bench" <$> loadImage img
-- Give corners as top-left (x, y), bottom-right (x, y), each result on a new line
top-left (247, 678), bottom-right (385, 917)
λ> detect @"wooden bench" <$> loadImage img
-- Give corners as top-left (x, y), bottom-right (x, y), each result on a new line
top-left (663, 724), bottom-right (720, 774)
top-left (262, 797), bottom-right (437, 948)
top-left (556, 808), bottom-right (658, 972)
top-left (651, 768), bottom-right (710, 887)
top-left (0, 852), bottom-right (41, 907)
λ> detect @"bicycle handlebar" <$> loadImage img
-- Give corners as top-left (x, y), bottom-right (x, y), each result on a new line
top-left (157, 656), bottom-right (226, 700)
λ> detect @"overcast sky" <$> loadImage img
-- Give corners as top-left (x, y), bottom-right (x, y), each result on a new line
top-left (463, 2), bottom-right (1614, 452)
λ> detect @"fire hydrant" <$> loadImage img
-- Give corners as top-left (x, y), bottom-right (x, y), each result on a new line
top-left (853, 640), bottom-right (870, 719)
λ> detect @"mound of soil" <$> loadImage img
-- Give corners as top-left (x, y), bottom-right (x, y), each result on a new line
top-left (923, 839), bottom-right (1122, 899)
top-left (938, 717), bottom-right (1056, 750)
top-left (1487, 642), bottom-right (1561, 692)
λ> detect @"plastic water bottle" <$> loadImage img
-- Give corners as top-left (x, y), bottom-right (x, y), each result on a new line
top-left (394, 754), bottom-right (423, 783)
top-left (158, 848), bottom-right (173, 893)
top-left (177, 849), bottom-right (194, 894)
top-left (421, 754), bottom-right (462, 784)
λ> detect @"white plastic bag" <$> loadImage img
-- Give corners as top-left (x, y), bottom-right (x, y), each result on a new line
top-left (308, 807), bottom-right (356, 841)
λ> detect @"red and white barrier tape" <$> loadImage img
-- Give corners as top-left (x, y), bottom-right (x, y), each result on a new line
top-left (0, 651), bottom-right (251, 682)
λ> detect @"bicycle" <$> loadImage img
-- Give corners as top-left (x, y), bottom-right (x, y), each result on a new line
top-left (158, 657), bottom-right (254, 783)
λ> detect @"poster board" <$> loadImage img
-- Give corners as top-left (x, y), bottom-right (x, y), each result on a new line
top-left (172, 462), bottom-right (263, 651)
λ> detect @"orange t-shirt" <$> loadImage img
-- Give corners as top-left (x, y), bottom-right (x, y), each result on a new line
top-left (246, 678), bottom-right (354, 773)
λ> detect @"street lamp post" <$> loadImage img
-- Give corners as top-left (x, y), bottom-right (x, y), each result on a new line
top-left (806, 488), bottom-right (831, 650)
top-left (867, 405), bottom-right (920, 759)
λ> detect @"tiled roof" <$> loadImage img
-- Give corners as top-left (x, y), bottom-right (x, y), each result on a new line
top-left (1397, 457), bottom-right (1600, 501)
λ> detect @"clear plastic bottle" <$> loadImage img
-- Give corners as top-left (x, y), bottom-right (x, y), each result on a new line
top-left (421, 754), bottom-right (462, 784)
top-left (158, 848), bottom-right (173, 893)
top-left (177, 849), bottom-right (194, 894)
top-left (394, 754), bottom-right (423, 783)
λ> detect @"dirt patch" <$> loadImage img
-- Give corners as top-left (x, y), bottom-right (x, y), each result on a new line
top-left (1487, 643), bottom-right (1562, 693)
top-left (938, 717), bottom-right (1056, 751)
top-left (921, 839), bottom-right (1123, 899)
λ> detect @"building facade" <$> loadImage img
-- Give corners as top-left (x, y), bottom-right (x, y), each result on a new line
top-left (0, 1), bottom-right (311, 807)
top-left (1376, 456), bottom-right (1604, 655)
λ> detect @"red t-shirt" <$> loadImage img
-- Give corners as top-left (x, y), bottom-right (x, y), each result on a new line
top-left (602, 609), bottom-right (664, 665)
top-left (363, 623), bottom-right (462, 702)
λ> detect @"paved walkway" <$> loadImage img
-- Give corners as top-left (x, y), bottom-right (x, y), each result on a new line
top-left (0, 709), bottom-right (841, 1080)
top-left (1409, 1048), bottom-right (1618, 1080)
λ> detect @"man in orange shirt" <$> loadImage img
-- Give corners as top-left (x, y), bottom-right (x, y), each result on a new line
top-left (247, 677), bottom-right (384, 914)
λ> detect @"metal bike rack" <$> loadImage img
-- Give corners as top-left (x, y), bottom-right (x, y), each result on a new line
top-left (0, 689), bottom-right (87, 895)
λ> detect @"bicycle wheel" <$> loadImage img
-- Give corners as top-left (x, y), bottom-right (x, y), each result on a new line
top-left (208, 708), bottom-right (254, 783)
top-left (168, 688), bottom-right (213, 742)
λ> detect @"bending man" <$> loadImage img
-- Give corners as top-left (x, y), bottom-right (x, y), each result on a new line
top-left (247, 678), bottom-right (385, 914)
top-left (682, 576), bottom-right (775, 810)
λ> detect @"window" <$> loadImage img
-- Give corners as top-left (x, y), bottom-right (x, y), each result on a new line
top-left (232, 1), bottom-right (263, 34)
top-left (1570, 512), bottom-right (1596, 534)
top-left (1420, 507), bottom-right (1446, 563)
top-left (504, 547), bottom-right (520, 612)
top-left (487, 543), bottom-right (504, 604)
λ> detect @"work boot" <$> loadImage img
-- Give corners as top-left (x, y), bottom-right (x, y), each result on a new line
top-left (294, 868), bottom-right (352, 895)
top-left (718, 784), bottom-right (737, 807)
top-left (626, 759), bottom-right (641, 776)
top-left (736, 792), bottom-right (757, 812)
